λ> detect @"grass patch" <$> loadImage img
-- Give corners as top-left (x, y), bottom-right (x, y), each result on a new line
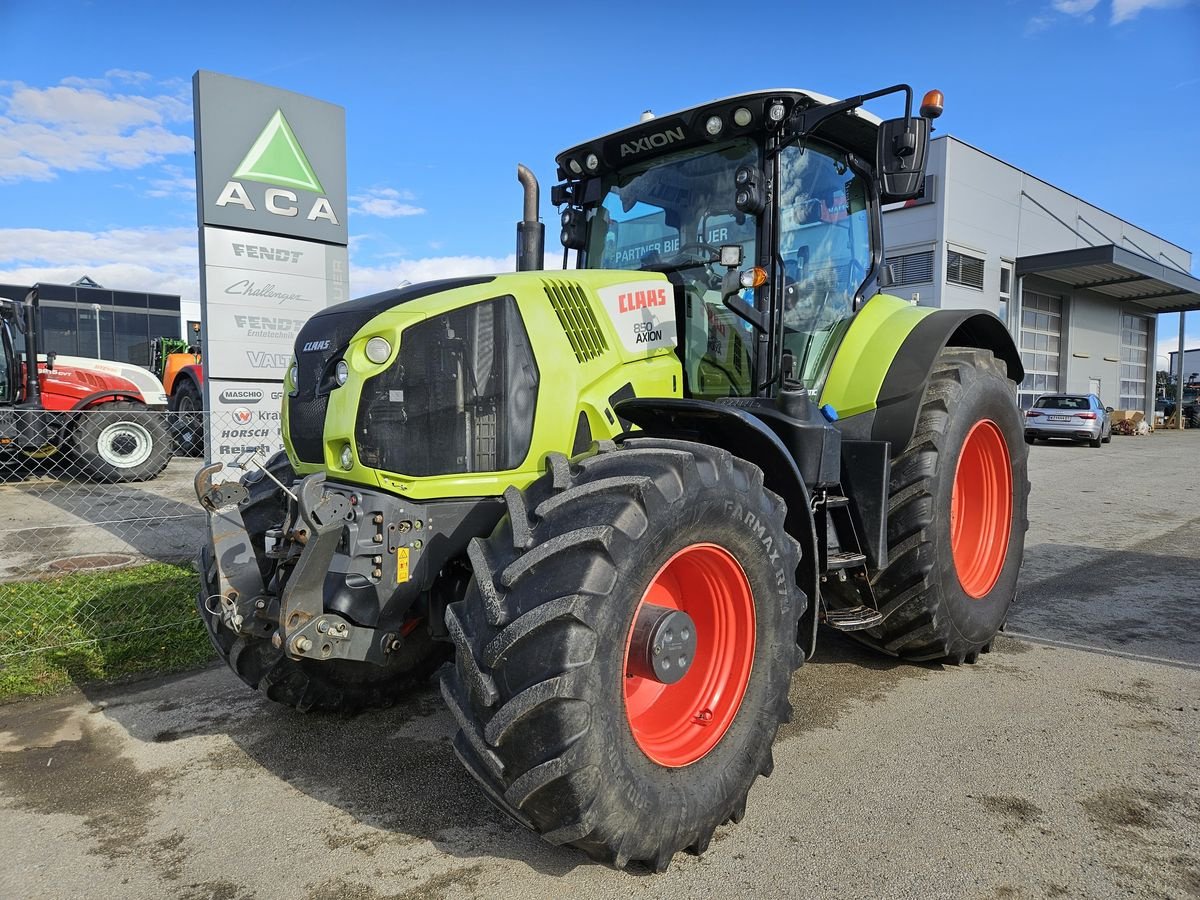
top-left (0, 562), bottom-right (214, 701)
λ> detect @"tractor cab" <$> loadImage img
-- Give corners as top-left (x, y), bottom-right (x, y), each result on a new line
top-left (552, 87), bottom-right (940, 402)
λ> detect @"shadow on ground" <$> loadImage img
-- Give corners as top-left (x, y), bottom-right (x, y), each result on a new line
top-left (1011, 516), bottom-right (1200, 666)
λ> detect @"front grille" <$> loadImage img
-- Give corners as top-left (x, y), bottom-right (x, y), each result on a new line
top-left (543, 279), bottom-right (608, 363)
top-left (356, 295), bottom-right (538, 476)
top-left (287, 393), bottom-right (328, 464)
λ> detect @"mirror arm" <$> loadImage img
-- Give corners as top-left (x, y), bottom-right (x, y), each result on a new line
top-left (784, 84), bottom-right (913, 150)
top-left (720, 270), bottom-right (768, 333)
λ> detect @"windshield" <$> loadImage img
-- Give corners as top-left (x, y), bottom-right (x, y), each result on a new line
top-left (0, 321), bottom-right (12, 403)
top-left (583, 139), bottom-right (761, 399)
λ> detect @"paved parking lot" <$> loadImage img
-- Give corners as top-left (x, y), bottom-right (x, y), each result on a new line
top-left (1, 431), bottom-right (1198, 899)
top-left (0, 456), bottom-right (204, 581)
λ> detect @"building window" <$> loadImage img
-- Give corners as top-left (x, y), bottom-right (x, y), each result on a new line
top-left (1018, 290), bottom-right (1062, 409)
top-left (1119, 313), bottom-right (1148, 412)
top-left (998, 261), bottom-right (1013, 327)
top-left (885, 250), bottom-right (934, 286)
top-left (947, 249), bottom-right (985, 290)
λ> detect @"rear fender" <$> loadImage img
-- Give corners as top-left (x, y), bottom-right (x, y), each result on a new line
top-left (821, 295), bottom-right (1022, 455)
top-left (615, 397), bottom-right (822, 659)
top-left (70, 391), bottom-right (144, 411)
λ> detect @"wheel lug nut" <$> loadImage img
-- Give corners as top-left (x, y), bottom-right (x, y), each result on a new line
top-left (653, 643), bottom-right (663, 655)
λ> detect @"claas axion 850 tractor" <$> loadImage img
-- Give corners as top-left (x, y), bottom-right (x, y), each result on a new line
top-left (197, 84), bottom-right (1028, 870)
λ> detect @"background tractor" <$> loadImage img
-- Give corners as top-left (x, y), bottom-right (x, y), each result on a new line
top-left (0, 289), bottom-right (173, 482)
top-left (131, 335), bottom-right (205, 454)
top-left (197, 84), bottom-right (1029, 870)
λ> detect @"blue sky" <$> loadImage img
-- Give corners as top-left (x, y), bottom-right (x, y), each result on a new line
top-left (1, 0), bottom-right (1197, 365)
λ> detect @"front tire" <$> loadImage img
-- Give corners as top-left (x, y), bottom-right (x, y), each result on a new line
top-left (169, 378), bottom-right (204, 457)
top-left (856, 348), bottom-right (1029, 662)
top-left (71, 401), bottom-right (172, 482)
top-left (443, 439), bottom-right (805, 871)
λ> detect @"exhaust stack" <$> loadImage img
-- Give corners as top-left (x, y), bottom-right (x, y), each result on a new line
top-left (515, 164), bottom-right (545, 272)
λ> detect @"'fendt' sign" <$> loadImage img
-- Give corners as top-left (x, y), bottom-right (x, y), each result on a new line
top-left (193, 71), bottom-right (347, 244)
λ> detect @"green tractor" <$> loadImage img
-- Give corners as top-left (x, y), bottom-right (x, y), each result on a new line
top-left (196, 84), bottom-right (1028, 870)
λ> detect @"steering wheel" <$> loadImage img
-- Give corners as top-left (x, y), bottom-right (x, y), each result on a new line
top-left (663, 242), bottom-right (723, 289)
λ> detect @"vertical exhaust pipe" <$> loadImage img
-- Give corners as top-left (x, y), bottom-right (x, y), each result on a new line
top-left (515, 164), bottom-right (544, 272)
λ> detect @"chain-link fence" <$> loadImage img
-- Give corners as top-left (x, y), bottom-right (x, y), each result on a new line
top-left (0, 406), bottom-right (270, 679)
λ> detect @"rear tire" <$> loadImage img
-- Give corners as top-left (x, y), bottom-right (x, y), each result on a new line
top-left (71, 401), bottom-right (172, 482)
top-left (855, 348), bottom-right (1028, 663)
top-left (198, 458), bottom-right (448, 713)
top-left (442, 439), bottom-right (805, 870)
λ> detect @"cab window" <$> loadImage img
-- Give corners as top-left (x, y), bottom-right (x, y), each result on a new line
top-left (777, 142), bottom-right (871, 385)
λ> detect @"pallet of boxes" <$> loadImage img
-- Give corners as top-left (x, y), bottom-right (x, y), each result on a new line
top-left (1111, 409), bottom-right (1151, 436)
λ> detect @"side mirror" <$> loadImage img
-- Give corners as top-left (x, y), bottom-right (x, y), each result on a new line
top-left (877, 262), bottom-right (897, 289)
top-left (877, 115), bottom-right (930, 202)
top-left (1105, 406), bottom-right (1114, 413)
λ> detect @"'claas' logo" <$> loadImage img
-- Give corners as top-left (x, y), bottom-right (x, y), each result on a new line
top-left (617, 288), bottom-right (668, 314)
top-left (233, 407), bottom-right (253, 425)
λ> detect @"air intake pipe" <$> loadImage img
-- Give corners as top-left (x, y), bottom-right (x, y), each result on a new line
top-left (515, 164), bottom-right (545, 272)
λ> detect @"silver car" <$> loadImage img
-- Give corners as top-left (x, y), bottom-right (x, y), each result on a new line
top-left (1024, 393), bottom-right (1112, 447)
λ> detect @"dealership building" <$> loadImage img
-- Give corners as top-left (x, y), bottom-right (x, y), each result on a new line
top-left (0, 278), bottom-right (189, 366)
top-left (883, 136), bottom-right (1200, 411)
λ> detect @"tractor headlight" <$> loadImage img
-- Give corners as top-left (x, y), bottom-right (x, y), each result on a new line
top-left (334, 360), bottom-right (349, 386)
top-left (568, 158), bottom-right (583, 175)
top-left (584, 152), bottom-right (599, 172)
top-left (288, 360), bottom-right (298, 391)
top-left (704, 115), bottom-right (723, 136)
top-left (340, 443), bottom-right (354, 470)
top-left (365, 336), bottom-right (391, 364)
top-left (733, 107), bottom-right (753, 127)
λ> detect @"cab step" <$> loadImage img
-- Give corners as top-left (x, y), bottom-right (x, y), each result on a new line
top-left (823, 605), bottom-right (884, 631)
top-left (826, 551), bottom-right (867, 570)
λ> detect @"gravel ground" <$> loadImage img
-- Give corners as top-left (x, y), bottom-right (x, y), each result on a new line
top-left (1, 430), bottom-right (1198, 900)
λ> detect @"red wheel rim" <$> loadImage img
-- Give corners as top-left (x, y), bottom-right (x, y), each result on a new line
top-left (950, 419), bottom-right (1013, 599)
top-left (622, 543), bottom-right (755, 767)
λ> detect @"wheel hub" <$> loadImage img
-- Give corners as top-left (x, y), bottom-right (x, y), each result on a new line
top-left (111, 433), bottom-right (138, 457)
top-left (626, 604), bottom-right (697, 685)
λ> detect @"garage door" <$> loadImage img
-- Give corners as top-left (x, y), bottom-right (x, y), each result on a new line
top-left (1018, 290), bottom-right (1062, 409)
top-left (1119, 313), bottom-right (1149, 412)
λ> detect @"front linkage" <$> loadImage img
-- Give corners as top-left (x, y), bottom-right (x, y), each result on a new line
top-left (195, 453), bottom-right (501, 673)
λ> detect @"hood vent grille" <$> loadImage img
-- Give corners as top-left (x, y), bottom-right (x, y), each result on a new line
top-left (542, 279), bottom-right (608, 364)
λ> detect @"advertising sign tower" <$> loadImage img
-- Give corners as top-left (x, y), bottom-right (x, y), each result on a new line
top-left (192, 70), bottom-right (349, 464)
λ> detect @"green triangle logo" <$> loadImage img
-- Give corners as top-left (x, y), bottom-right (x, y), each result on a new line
top-left (232, 109), bottom-right (324, 193)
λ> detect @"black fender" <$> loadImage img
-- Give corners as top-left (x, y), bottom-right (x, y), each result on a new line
top-left (168, 368), bottom-right (202, 409)
top-left (70, 390), bottom-right (145, 411)
top-left (615, 397), bottom-right (822, 660)
top-left (869, 309), bottom-right (1023, 455)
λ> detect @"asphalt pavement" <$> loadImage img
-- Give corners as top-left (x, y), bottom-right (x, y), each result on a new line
top-left (1, 430), bottom-right (1198, 900)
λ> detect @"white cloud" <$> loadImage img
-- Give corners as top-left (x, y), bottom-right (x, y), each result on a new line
top-left (1112, 0), bottom-right (1191, 21)
top-left (0, 226), bottom-right (200, 299)
top-left (349, 254), bottom-right (537, 295)
top-left (143, 164), bottom-right (196, 200)
top-left (1052, 0), bottom-right (1100, 13)
top-left (349, 186), bottom-right (426, 218)
top-left (0, 77), bottom-right (192, 183)
top-left (0, 227), bottom-right (568, 305)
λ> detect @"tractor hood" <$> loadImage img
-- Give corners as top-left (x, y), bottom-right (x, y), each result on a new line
top-left (36, 355), bottom-right (168, 409)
